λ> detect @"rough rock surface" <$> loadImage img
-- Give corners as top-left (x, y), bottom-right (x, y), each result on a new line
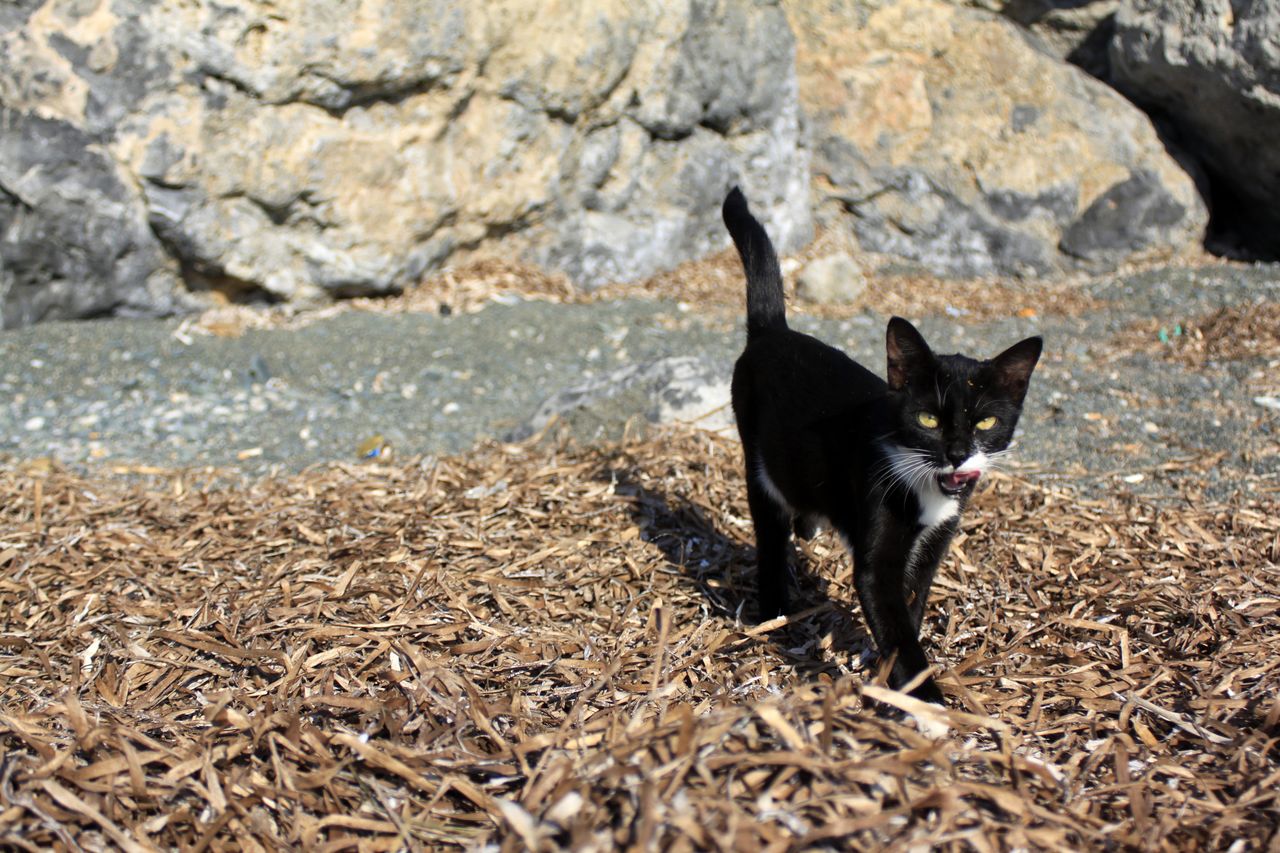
top-left (796, 252), bottom-right (866, 305)
top-left (0, 0), bottom-right (809, 325)
top-left (0, 107), bottom-right (188, 328)
top-left (1109, 0), bottom-right (1280, 248)
top-left (512, 356), bottom-right (734, 442)
top-left (786, 0), bottom-right (1207, 278)
top-left (961, 0), bottom-right (1120, 79)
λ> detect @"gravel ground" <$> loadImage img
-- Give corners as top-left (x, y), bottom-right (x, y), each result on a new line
top-left (1, 263), bottom-right (1276, 501)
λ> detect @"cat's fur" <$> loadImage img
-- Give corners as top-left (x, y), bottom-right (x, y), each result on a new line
top-left (723, 187), bottom-right (1042, 703)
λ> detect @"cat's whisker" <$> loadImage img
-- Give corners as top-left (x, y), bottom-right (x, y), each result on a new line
top-left (874, 460), bottom-right (933, 509)
top-left (910, 464), bottom-right (939, 494)
top-left (895, 458), bottom-right (936, 493)
top-left (982, 448), bottom-right (1015, 473)
top-left (870, 467), bottom-right (899, 495)
top-left (874, 462), bottom-right (914, 497)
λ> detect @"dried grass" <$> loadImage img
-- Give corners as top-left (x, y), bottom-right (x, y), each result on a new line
top-left (592, 239), bottom-right (1107, 324)
top-left (1124, 302), bottom-right (1280, 367)
top-left (174, 241), bottom-right (1111, 341)
top-left (1, 428), bottom-right (1277, 850)
top-left (172, 260), bottom-right (578, 341)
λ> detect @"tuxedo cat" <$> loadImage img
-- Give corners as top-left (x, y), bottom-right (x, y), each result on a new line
top-left (723, 187), bottom-right (1041, 703)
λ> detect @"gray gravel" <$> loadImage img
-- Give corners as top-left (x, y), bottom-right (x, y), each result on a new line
top-left (1, 264), bottom-right (1277, 501)
top-left (0, 301), bottom-right (728, 470)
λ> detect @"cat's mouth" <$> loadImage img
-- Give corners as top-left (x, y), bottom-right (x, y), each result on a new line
top-left (937, 470), bottom-right (981, 495)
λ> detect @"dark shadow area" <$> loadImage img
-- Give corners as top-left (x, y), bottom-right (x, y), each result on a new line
top-left (1201, 164), bottom-right (1280, 263)
top-left (999, 0), bottom-right (1117, 81)
top-left (596, 463), bottom-right (874, 682)
top-left (1063, 21), bottom-right (1115, 81)
top-left (1105, 103), bottom-right (1279, 263)
top-left (172, 257), bottom-right (286, 306)
top-left (996, 1), bottom-right (1278, 262)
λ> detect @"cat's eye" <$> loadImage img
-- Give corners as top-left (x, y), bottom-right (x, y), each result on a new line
top-left (917, 412), bottom-right (939, 429)
top-left (976, 416), bottom-right (998, 430)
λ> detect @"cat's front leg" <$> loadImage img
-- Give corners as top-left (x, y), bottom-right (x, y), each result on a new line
top-left (850, 527), bottom-right (945, 704)
top-left (904, 529), bottom-right (951, 635)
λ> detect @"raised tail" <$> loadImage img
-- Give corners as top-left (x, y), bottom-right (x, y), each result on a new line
top-left (722, 187), bottom-right (786, 338)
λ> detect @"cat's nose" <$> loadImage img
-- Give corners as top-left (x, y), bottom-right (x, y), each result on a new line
top-left (946, 449), bottom-right (969, 468)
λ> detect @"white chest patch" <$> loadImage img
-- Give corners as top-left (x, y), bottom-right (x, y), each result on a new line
top-left (882, 442), bottom-right (961, 528)
top-left (915, 482), bottom-right (959, 528)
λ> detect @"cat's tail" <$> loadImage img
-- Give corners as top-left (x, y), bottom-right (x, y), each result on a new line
top-left (722, 187), bottom-right (786, 338)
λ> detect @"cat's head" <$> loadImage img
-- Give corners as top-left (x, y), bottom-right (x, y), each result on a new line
top-left (885, 317), bottom-right (1042, 497)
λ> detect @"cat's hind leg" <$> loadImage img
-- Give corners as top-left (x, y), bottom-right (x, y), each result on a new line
top-left (746, 474), bottom-right (793, 620)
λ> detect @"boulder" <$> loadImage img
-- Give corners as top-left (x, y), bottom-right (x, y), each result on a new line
top-left (0, 108), bottom-right (186, 328)
top-left (796, 252), bottom-right (866, 305)
top-left (962, 0), bottom-right (1120, 79)
top-left (1109, 0), bottom-right (1280, 248)
top-left (512, 356), bottom-right (734, 442)
top-left (786, 0), bottom-right (1207, 278)
top-left (0, 0), bottom-right (810, 325)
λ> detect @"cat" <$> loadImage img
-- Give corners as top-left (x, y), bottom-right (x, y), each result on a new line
top-left (722, 187), bottom-right (1042, 703)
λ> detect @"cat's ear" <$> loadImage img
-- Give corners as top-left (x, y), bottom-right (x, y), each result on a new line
top-left (989, 336), bottom-right (1042, 401)
top-left (886, 317), bottom-right (933, 390)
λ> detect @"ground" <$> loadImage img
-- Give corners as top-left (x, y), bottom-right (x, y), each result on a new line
top-left (0, 258), bottom-right (1277, 850)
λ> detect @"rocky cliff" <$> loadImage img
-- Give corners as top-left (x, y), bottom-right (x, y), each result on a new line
top-left (1, 0), bottom-right (810, 326)
top-left (1, 0), bottom-right (1247, 327)
top-left (789, 0), bottom-right (1207, 278)
top-left (1110, 0), bottom-right (1280, 251)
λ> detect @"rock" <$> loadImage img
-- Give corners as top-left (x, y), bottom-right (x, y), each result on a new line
top-left (796, 253), bottom-right (866, 305)
top-left (0, 108), bottom-right (187, 328)
top-left (512, 356), bottom-right (734, 442)
top-left (0, 0), bottom-right (810, 325)
top-left (786, 0), bottom-right (1207, 278)
top-left (1058, 169), bottom-right (1195, 262)
top-left (1109, 0), bottom-right (1280, 248)
top-left (977, 0), bottom-right (1120, 79)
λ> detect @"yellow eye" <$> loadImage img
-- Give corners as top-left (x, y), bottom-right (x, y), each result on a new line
top-left (976, 416), bottom-right (997, 430)
top-left (917, 412), bottom-right (939, 429)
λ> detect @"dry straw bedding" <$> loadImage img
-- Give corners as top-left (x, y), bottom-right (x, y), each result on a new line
top-left (1, 429), bottom-right (1278, 851)
top-left (1125, 302), bottom-right (1280, 367)
top-left (176, 248), bottom-right (1109, 341)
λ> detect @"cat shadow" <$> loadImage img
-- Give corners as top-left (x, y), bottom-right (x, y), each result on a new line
top-left (598, 466), bottom-right (873, 681)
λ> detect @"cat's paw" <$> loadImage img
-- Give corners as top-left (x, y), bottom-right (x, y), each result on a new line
top-left (907, 677), bottom-right (945, 705)
top-left (891, 665), bottom-right (946, 705)
top-left (755, 576), bottom-right (791, 622)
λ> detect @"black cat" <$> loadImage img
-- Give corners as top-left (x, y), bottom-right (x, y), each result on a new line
top-left (723, 187), bottom-right (1041, 703)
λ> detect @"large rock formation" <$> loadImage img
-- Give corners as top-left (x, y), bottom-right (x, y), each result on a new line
top-left (0, 0), bottom-right (810, 326)
top-left (3, 0), bottom-right (1240, 327)
top-left (512, 356), bottom-right (734, 442)
top-left (1110, 0), bottom-right (1280, 249)
top-left (0, 107), bottom-right (186, 326)
top-left (787, 0), bottom-right (1208, 278)
top-left (963, 0), bottom-right (1120, 79)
